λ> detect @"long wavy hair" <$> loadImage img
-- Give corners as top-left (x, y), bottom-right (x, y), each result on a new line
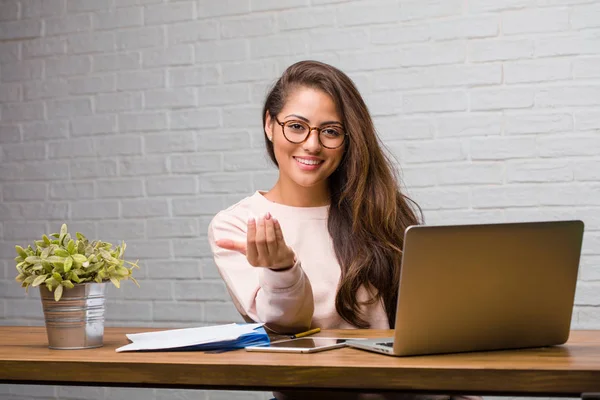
top-left (262, 60), bottom-right (421, 328)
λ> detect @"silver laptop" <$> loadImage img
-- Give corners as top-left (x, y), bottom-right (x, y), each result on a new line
top-left (347, 220), bottom-right (584, 357)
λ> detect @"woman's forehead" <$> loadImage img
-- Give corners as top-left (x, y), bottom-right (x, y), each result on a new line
top-left (281, 87), bottom-right (341, 122)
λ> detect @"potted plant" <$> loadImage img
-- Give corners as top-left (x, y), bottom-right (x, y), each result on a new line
top-left (14, 223), bottom-right (140, 349)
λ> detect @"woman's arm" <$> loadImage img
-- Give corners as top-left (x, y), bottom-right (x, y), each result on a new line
top-left (208, 211), bottom-right (314, 333)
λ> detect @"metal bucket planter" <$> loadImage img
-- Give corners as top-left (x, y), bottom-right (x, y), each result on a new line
top-left (39, 282), bottom-right (106, 350)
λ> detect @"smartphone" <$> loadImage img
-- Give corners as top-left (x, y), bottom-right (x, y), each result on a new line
top-left (245, 337), bottom-right (350, 353)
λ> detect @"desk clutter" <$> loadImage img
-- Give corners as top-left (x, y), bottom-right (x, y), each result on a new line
top-left (115, 323), bottom-right (269, 352)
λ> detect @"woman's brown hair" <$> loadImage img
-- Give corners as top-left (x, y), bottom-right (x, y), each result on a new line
top-left (262, 60), bottom-right (421, 328)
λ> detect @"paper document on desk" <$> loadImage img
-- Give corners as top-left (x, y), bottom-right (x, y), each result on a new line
top-left (115, 323), bottom-right (269, 353)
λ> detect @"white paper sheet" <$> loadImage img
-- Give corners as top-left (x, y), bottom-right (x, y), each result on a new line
top-left (115, 323), bottom-right (265, 352)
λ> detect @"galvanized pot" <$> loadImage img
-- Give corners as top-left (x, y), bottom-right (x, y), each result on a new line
top-left (39, 282), bottom-right (106, 350)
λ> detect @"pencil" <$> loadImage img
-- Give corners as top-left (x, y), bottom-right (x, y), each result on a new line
top-left (290, 327), bottom-right (321, 339)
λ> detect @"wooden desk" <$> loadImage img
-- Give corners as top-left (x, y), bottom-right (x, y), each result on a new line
top-left (1, 327), bottom-right (600, 397)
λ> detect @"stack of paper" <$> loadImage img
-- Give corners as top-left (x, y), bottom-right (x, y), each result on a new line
top-left (115, 323), bottom-right (269, 353)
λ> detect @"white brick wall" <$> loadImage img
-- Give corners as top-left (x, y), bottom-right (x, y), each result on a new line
top-left (1, 0), bottom-right (599, 399)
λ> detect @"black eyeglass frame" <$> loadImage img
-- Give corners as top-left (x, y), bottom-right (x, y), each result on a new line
top-left (275, 117), bottom-right (348, 149)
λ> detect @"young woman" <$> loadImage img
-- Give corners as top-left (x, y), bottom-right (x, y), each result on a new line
top-left (208, 61), bottom-right (476, 400)
top-left (209, 59), bottom-right (420, 334)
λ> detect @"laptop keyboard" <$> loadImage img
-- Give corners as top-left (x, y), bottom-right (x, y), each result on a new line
top-left (376, 341), bottom-right (394, 347)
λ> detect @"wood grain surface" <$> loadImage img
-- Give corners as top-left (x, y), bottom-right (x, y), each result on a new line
top-left (2, 326), bottom-right (600, 395)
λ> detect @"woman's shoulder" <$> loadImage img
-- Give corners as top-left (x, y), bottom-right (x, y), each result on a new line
top-left (208, 191), bottom-right (263, 235)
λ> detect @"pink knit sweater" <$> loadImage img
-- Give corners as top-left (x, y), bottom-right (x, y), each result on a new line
top-left (208, 191), bottom-right (390, 333)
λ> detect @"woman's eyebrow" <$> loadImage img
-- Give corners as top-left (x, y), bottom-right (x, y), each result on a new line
top-left (284, 114), bottom-right (343, 126)
top-left (284, 114), bottom-right (309, 122)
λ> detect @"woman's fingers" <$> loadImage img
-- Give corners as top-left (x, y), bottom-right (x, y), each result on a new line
top-left (246, 217), bottom-right (259, 263)
top-left (244, 213), bottom-right (294, 269)
top-left (264, 212), bottom-right (278, 258)
top-left (254, 215), bottom-right (269, 264)
top-left (215, 239), bottom-right (247, 255)
top-left (273, 217), bottom-right (285, 243)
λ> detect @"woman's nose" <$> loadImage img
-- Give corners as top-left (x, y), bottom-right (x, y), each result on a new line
top-left (302, 128), bottom-right (322, 152)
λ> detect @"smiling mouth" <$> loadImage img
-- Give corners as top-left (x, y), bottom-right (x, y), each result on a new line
top-left (293, 157), bottom-right (324, 166)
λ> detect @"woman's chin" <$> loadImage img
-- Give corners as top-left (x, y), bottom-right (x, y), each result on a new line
top-left (290, 176), bottom-right (326, 189)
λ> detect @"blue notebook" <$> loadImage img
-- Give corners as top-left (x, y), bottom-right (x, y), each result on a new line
top-left (178, 325), bottom-right (270, 352)
top-left (116, 323), bottom-right (270, 353)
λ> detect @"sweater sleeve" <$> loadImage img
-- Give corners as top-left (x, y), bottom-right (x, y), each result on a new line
top-left (207, 211), bottom-right (314, 334)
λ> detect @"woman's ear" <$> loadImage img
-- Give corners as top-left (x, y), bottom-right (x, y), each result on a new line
top-left (264, 112), bottom-right (273, 142)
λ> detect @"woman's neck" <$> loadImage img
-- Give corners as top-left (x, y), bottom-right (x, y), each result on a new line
top-left (265, 179), bottom-right (330, 207)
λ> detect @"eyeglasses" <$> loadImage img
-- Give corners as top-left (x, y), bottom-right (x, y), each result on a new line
top-left (275, 117), bottom-right (347, 149)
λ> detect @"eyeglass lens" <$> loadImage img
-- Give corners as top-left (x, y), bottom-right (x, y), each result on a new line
top-left (282, 121), bottom-right (345, 148)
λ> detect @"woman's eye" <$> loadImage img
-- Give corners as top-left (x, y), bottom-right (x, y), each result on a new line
top-left (322, 127), bottom-right (342, 137)
top-left (288, 123), bottom-right (306, 131)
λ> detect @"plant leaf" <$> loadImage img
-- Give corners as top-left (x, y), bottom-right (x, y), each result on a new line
top-left (15, 246), bottom-right (28, 259)
top-left (110, 276), bottom-right (120, 288)
top-left (114, 267), bottom-right (130, 276)
top-left (41, 260), bottom-right (53, 273)
top-left (46, 256), bottom-right (64, 264)
top-left (119, 242), bottom-right (126, 258)
top-left (32, 274), bottom-right (48, 287)
top-left (25, 256), bottom-right (41, 264)
top-left (124, 259), bottom-right (140, 269)
top-left (59, 224), bottom-right (68, 246)
top-left (41, 246), bottom-right (52, 259)
top-left (72, 254), bottom-right (86, 264)
top-left (54, 248), bottom-right (70, 257)
top-left (67, 239), bottom-right (76, 255)
top-left (54, 284), bottom-right (64, 301)
top-left (70, 271), bottom-right (82, 284)
top-left (48, 256), bottom-right (65, 271)
top-left (46, 276), bottom-right (58, 287)
top-left (64, 256), bottom-right (73, 273)
top-left (99, 248), bottom-right (112, 260)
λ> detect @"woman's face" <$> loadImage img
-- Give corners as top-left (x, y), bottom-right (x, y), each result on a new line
top-left (265, 86), bottom-right (346, 193)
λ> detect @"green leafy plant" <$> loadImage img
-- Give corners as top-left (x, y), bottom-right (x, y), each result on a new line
top-left (15, 224), bottom-right (140, 301)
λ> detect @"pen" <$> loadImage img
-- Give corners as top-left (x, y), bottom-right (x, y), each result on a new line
top-left (290, 327), bottom-right (321, 339)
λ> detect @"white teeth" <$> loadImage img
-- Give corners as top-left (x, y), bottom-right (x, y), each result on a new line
top-left (295, 157), bottom-right (322, 165)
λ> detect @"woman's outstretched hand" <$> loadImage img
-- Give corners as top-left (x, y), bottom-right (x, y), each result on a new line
top-left (216, 212), bottom-right (296, 270)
